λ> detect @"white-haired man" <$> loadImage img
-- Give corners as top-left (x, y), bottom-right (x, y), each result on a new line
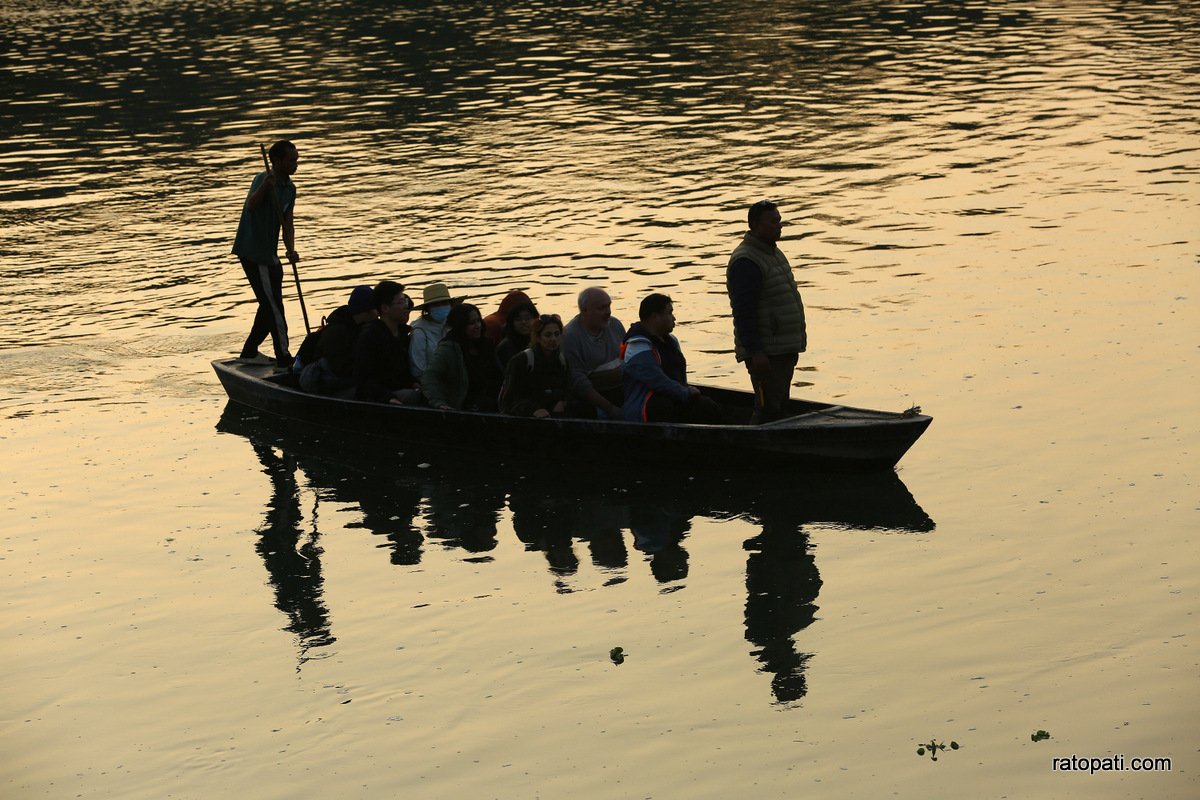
top-left (561, 286), bottom-right (626, 418)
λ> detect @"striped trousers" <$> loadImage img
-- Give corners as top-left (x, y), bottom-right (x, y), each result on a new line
top-left (239, 257), bottom-right (290, 365)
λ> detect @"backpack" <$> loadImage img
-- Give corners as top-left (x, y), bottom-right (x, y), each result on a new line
top-left (294, 315), bottom-right (328, 369)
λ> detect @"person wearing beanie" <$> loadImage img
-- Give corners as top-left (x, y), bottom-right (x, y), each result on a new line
top-left (299, 285), bottom-right (378, 396)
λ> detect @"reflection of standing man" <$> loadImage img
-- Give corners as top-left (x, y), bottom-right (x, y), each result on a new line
top-left (233, 140), bottom-right (300, 368)
top-left (726, 200), bottom-right (807, 423)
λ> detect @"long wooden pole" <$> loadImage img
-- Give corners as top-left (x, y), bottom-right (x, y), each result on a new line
top-left (260, 143), bottom-right (311, 335)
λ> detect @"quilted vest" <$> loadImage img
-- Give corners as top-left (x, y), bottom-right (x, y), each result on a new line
top-left (727, 233), bottom-right (806, 359)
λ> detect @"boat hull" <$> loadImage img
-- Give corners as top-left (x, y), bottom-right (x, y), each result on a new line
top-left (213, 359), bottom-right (931, 473)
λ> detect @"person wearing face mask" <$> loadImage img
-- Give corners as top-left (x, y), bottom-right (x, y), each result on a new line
top-left (409, 283), bottom-right (465, 380)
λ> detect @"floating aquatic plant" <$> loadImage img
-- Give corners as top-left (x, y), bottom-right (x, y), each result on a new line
top-left (609, 646), bottom-right (625, 665)
top-left (1031, 730), bottom-right (1051, 742)
top-left (916, 739), bottom-right (959, 761)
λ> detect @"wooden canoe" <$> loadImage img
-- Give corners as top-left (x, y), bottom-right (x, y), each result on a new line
top-left (212, 358), bottom-right (931, 473)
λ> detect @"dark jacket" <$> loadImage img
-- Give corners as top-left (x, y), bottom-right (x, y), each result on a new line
top-left (500, 347), bottom-right (570, 416)
top-left (421, 337), bottom-right (502, 411)
top-left (354, 319), bottom-right (414, 402)
top-left (318, 305), bottom-right (365, 379)
top-left (495, 334), bottom-right (526, 373)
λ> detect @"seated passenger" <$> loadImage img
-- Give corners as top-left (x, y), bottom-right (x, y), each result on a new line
top-left (409, 283), bottom-right (465, 380)
top-left (354, 281), bottom-right (421, 405)
top-left (299, 285), bottom-right (377, 396)
top-left (495, 299), bottom-right (538, 370)
top-left (621, 293), bottom-right (723, 424)
top-left (483, 289), bottom-right (534, 345)
top-left (421, 303), bottom-right (503, 412)
top-left (562, 286), bottom-right (626, 419)
top-left (500, 314), bottom-right (570, 418)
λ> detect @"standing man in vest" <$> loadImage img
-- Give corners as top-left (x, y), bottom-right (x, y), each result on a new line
top-left (233, 140), bottom-right (300, 369)
top-left (726, 200), bottom-right (807, 424)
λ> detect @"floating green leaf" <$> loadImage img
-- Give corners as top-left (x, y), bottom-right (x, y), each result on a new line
top-left (1031, 730), bottom-right (1051, 742)
top-left (609, 646), bottom-right (625, 665)
top-left (916, 738), bottom-right (960, 761)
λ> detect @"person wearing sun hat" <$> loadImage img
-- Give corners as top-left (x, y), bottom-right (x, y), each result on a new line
top-left (409, 282), bottom-right (466, 379)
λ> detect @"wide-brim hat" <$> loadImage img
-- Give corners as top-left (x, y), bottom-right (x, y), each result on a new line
top-left (415, 282), bottom-right (467, 309)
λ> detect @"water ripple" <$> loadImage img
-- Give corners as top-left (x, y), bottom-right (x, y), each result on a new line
top-left (0, 0), bottom-right (1195, 354)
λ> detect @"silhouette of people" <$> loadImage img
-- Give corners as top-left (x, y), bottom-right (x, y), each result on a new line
top-left (218, 402), bottom-right (935, 702)
top-left (239, 422), bottom-right (336, 665)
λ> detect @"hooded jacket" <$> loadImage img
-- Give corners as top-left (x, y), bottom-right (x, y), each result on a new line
top-left (483, 290), bottom-right (533, 345)
top-left (619, 322), bottom-right (690, 422)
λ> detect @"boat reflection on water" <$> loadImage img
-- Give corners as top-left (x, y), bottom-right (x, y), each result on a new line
top-left (217, 402), bottom-right (934, 702)
top-left (236, 425), bottom-right (337, 667)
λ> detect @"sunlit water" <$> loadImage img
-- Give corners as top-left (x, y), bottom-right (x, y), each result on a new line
top-left (1, 1), bottom-right (1197, 797)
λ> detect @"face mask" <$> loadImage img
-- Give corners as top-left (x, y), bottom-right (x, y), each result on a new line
top-left (429, 305), bottom-right (450, 323)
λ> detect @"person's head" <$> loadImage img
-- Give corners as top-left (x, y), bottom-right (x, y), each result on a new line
top-left (445, 303), bottom-right (483, 344)
top-left (496, 290), bottom-right (532, 317)
top-left (347, 285), bottom-right (378, 323)
top-left (638, 293), bottom-right (675, 337)
top-left (373, 280), bottom-right (412, 325)
top-left (531, 313), bottom-right (563, 353)
top-left (417, 283), bottom-right (462, 323)
top-left (577, 287), bottom-right (613, 334)
top-left (748, 199), bottom-right (782, 243)
top-left (504, 300), bottom-right (539, 342)
top-left (268, 140), bottom-right (299, 177)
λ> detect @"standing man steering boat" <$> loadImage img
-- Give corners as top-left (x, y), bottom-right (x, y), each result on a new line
top-left (726, 200), bottom-right (807, 424)
top-left (233, 140), bottom-right (300, 369)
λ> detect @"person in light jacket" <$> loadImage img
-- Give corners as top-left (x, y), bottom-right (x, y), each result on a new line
top-left (409, 282), bottom-right (465, 379)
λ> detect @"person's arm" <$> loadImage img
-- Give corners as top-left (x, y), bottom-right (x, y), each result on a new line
top-left (420, 343), bottom-right (454, 410)
top-left (624, 343), bottom-right (690, 403)
top-left (319, 322), bottom-right (356, 378)
top-left (562, 328), bottom-right (621, 416)
top-left (499, 355), bottom-right (538, 416)
top-left (282, 205), bottom-right (298, 265)
top-left (561, 328), bottom-right (594, 397)
top-left (728, 257), bottom-right (769, 372)
top-left (668, 335), bottom-right (701, 398)
top-left (354, 328), bottom-right (387, 403)
top-left (550, 359), bottom-right (570, 415)
top-left (409, 327), bottom-right (432, 378)
top-left (583, 386), bottom-right (619, 416)
top-left (398, 333), bottom-right (419, 389)
top-left (243, 171), bottom-right (271, 212)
